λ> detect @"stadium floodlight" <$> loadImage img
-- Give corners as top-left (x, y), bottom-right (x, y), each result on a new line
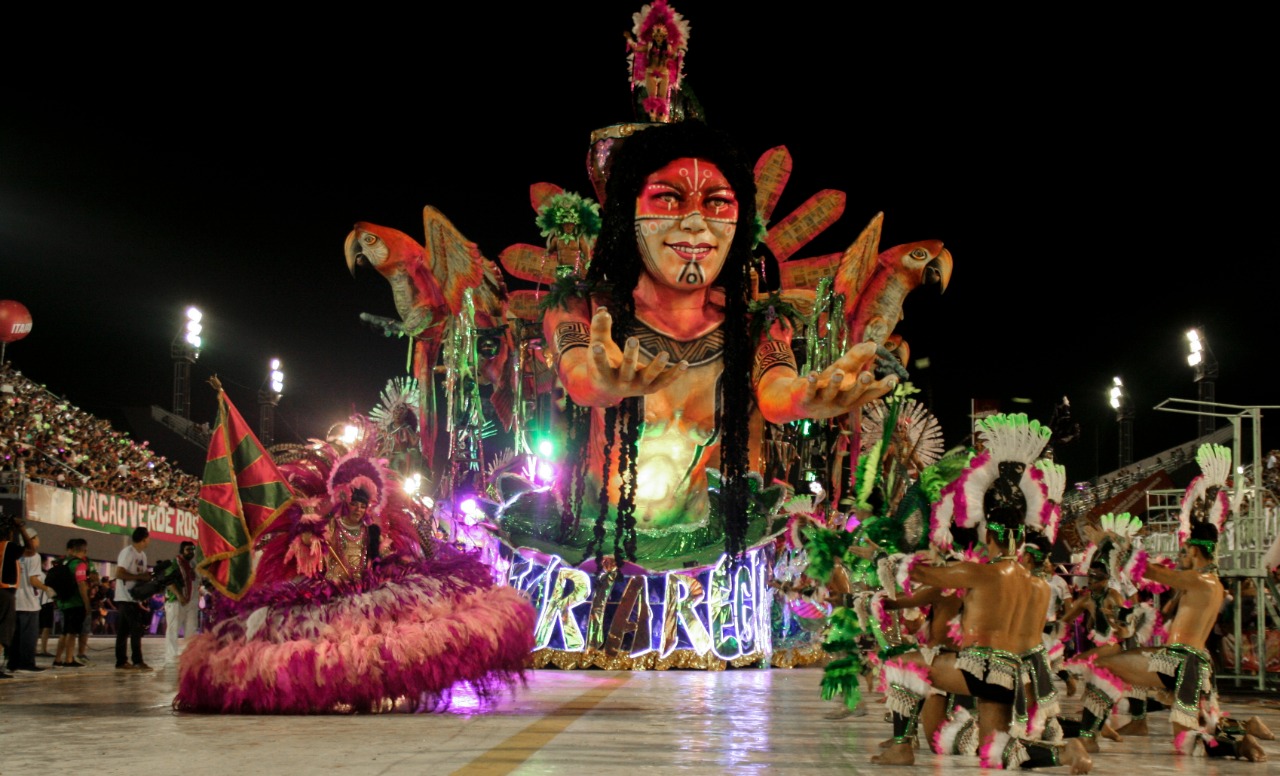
top-left (1185, 327), bottom-right (1218, 438)
top-left (171, 305), bottom-right (203, 418)
top-left (259, 358), bottom-right (285, 446)
top-left (1109, 376), bottom-right (1133, 468)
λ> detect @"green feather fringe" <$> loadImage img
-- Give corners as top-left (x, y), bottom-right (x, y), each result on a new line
top-left (821, 654), bottom-right (864, 709)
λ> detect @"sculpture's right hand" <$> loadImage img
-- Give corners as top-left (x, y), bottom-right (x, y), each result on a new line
top-left (585, 307), bottom-right (688, 403)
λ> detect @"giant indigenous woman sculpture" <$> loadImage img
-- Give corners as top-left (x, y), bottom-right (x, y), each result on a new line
top-left (497, 119), bottom-right (900, 572)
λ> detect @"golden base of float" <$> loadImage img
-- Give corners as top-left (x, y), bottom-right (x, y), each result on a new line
top-left (769, 642), bottom-right (827, 669)
top-left (527, 642), bottom-right (825, 671)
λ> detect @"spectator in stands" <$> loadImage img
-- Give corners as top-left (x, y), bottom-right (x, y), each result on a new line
top-left (0, 363), bottom-right (201, 512)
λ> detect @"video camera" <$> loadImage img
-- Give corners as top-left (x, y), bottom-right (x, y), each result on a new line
top-left (129, 558), bottom-right (183, 601)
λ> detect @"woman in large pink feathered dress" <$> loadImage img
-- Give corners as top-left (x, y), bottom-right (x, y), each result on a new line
top-left (174, 439), bottom-right (537, 714)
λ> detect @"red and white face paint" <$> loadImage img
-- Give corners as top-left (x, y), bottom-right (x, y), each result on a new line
top-left (634, 157), bottom-right (738, 290)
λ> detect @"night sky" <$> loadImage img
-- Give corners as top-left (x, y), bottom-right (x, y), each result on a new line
top-left (3, 3), bottom-right (1273, 485)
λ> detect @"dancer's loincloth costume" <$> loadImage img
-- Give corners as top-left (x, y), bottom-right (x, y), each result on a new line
top-left (1018, 643), bottom-right (1060, 738)
top-left (1147, 642), bottom-right (1250, 759)
top-left (946, 650), bottom-right (1076, 770)
top-left (1148, 642), bottom-right (1216, 731)
top-left (956, 646), bottom-right (1025, 709)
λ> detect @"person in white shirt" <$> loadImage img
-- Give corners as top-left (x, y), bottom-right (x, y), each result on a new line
top-left (9, 528), bottom-right (56, 673)
top-left (163, 541), bottom-right (199, 665)
top-left (114, 527), bottom-right (153, 671)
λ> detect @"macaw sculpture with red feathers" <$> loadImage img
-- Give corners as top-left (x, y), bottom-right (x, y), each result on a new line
top-left (833, 211), bottom-right (953, 357)
top-left (344, 206), bottom-right (514, 471)
top-left (768, 199), bottom-right (953, 506)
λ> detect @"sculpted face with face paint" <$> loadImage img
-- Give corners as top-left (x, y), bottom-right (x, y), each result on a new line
top-left (634, 157), bottom-right (738, 291)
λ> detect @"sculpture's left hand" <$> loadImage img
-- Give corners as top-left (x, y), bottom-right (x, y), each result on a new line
top-left (782, 341), bottom-right (898, 420)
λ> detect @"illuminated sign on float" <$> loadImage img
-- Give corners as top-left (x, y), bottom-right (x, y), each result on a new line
top-left (506, 545), bottom-right (774, 661)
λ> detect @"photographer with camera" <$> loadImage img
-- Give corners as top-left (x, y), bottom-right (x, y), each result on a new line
top-left (114, 526), bottom-right (153, 671)
top-left (163, 541), bottom-right (199, 665)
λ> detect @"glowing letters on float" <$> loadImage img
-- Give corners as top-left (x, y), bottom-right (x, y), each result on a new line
top-left (531, 563), bottom-right (591, 651)
top-left (506, 544), bottom-right (773, 661)
top-left (660, 573), bottom-right (710, 657)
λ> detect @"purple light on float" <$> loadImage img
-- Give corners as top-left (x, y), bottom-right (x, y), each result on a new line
top-left (536, 461), bottom-right (556, 483)
top-left (459, 498), bottom-right (479, 526)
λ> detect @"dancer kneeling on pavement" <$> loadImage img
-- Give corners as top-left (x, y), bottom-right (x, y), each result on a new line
top-left (1082, 528), bottom-right (1270, 760)
top-left (1076, 444), bottom-right (1271, 761)
top-left (873, 413), bottom-right (1091, 772)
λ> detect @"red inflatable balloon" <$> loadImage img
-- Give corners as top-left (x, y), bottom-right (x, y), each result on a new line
top-left (0, 300), bottom-right (33, 344)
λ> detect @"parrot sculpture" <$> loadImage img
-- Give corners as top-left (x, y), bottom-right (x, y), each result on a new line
top-left (833, 211), bottom-right (953, 359)
top-left (344, 206), bottom-right (514, 470)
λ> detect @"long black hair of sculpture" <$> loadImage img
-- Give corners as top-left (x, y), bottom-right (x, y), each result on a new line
top-left (581, 119), bottom-right (759, 566)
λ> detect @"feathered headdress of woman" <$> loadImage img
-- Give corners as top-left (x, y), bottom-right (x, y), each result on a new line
top-left (1177, 443), bottom-right (1232, 544)
top-left (327, 450), bottom-right (390, 521)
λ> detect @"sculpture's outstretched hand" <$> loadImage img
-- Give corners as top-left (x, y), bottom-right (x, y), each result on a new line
top-left (774, 341), bottom-right (898, 421)
top-left (585, 307), bottom-right (689, 403)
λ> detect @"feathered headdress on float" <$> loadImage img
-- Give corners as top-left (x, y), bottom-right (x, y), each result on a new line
top-left (535, 192), bottom-right (602, 249)
top-left (930, 413), bottom-right (1051, 553)
top-left (1177, 443), bottom-right (1232, 545)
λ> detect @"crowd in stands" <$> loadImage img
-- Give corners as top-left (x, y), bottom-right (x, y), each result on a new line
top-left (0, 362), bottom-right (200, 512)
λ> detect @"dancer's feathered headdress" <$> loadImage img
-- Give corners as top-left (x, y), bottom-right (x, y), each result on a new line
top-left (1178, 443), bottom-right (1232, 544)
top-left (1031, 459), bottom-right (1067, 544)
top-left (930, 413), bottom-right (1050, 551)
top-left (327, 450), bottom-right (390, 519)
top-left (1100, 512), bottom-right (1145, 596)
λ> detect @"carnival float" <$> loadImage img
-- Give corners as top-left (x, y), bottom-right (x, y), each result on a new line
top-left (340, 0), bottom-right (962, 676)
top-left (332, 0), bottom-right (962, 676)
top-left (181, 1), bottom-right (967, 714)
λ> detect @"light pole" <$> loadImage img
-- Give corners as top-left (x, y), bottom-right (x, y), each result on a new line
top-left (258, 358), bottom-right (284, 447)
top-left (1109, 376), bottom-right (1133, 469)
top-left (1186, 327), bottom-right (1218, 439)
top-left (171, 306), bottom-right (203, 419)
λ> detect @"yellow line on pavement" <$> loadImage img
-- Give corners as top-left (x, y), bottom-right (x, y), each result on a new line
top-left (451, 674), bottom-right (631, 775)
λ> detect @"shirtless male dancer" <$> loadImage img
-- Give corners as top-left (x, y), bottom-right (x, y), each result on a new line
top-left (871, 471), bottom-right (1091, 773)
top-left (1083, 522), bottom-right (1269, 761)
top-left (879, 576), bottom-right (965, 746)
